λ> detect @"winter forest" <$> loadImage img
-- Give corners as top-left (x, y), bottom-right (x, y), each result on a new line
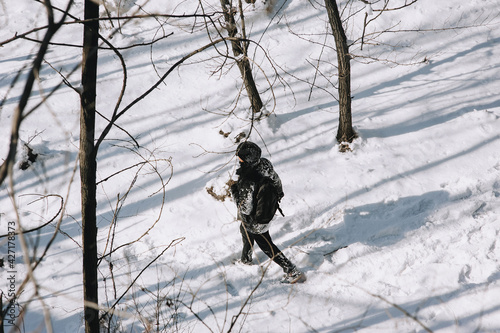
top-left (1, 0), bottom-right (500, 332)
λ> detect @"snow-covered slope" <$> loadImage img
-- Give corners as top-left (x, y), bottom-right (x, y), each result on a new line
top-left (1, 0), bottom-right (500, 332)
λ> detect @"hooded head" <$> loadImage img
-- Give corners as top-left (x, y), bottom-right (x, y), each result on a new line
top-left (236, 141), bottom-right (261, 165)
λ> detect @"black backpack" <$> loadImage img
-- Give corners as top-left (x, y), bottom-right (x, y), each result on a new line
top-left (254, 177), bottom-right (284, 224)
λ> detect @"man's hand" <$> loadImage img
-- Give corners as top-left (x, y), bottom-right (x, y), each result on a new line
top-left (228, 178), bottom-right (238, 199)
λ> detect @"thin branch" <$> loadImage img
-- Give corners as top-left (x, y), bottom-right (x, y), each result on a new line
top-left (0, 13), bottom-right (220, 47)
top-left (99, 238), bottom-right (185, 321)
top-left (0, 194), bottom-right (63, 238)
top-left (16, 32), bottom-right (174, 50)
top-left (0, 0), bottom-right (73, 186)
top-left (98, 148), bottom-right (172, 260)
top-left (108, 36), bottom-right (255, 125)
top-left (93, 32), bottom-right (130, 152)
top-left (371, 0), bottom-right (418, 12)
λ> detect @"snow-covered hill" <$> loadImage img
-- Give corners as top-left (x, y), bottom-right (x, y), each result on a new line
top-left (1, 0), bottom-right (500, 332)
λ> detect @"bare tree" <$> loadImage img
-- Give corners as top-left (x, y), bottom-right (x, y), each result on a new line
top-left (219, 0), bottom-right (263, 115)
top-left (80, 0), bottom-right (100, 331)
top-left (321, 0), bottom-right (419, 147)
top-left (324, 0), bottom-right (356, 144)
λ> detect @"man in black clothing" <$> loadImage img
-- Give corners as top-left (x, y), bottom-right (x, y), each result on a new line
top-left (231, 141), bottom-right (305, 284)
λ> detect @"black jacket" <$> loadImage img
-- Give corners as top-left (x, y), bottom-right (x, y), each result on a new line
top-left (231, 158), bottom-right (284, 234)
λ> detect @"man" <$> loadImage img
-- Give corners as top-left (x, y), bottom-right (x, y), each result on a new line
top-left (231, 141), bottom-right (305, 284)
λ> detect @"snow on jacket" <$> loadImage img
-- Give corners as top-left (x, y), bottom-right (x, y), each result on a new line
top-left (231, 142), bottom-right (284, 234)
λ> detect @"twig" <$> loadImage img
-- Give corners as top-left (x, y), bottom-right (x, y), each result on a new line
top-left (0, 194), bottom-right (63, 238)
top-left (99, 238), bottom-right (185, 321)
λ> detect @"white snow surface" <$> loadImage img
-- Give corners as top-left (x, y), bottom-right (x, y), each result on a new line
top-left (1, 0), bottom-right (500, 332)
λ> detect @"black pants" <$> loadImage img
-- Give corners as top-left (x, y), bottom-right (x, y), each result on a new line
top-left (240, 224), bottom-right (295, 273)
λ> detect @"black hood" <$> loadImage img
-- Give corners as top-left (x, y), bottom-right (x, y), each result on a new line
top-left (236, 141), bottom-right (261, 165)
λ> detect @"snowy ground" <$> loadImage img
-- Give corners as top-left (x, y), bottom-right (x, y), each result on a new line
top-left (1, 0), bottom-right (500, 332)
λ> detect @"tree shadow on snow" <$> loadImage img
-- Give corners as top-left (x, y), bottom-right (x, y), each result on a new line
top-left (316, 272), bottom-right (500, 332)
top-left (280, 190), bottom-right (450, 259)
top-left (338, 190), bottom-right (450, 248)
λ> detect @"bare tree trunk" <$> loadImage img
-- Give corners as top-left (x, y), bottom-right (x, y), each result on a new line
top-left (237, 60), bottom-right (263, 115)
top-left (81, 1), bottom-right (99, 332)
top-left (325, 0), bottom-right (356, 143)
top-left (220, 0), bottom-right (263, 114)
top-left (0, 292), bottom-right (4, 333)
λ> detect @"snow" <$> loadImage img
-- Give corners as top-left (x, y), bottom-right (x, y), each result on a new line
top-left (1, 0), bottom-right (500, 332)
